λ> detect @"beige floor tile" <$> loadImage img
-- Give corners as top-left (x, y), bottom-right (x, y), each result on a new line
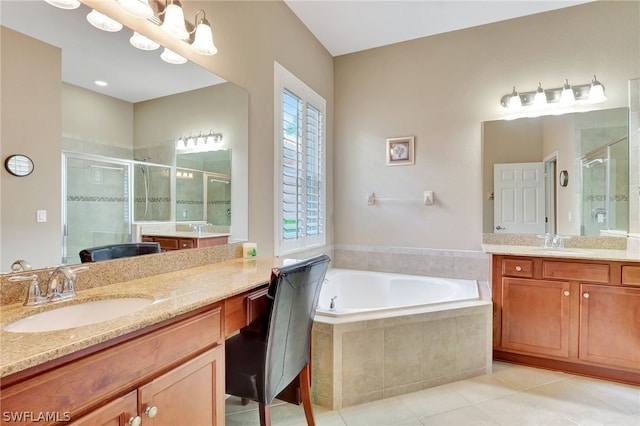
top-left (397, 385), bottom-right (472, 418)
top-left (418, 405), bottom-right (499, 426)
top-left (566, 376), bottom-right (640, 415)
top-left (490, 362), bottom-right (571, 391)
top-left (445, 374), bottom-right (518, 403)
top-left (474, 392), bottom-right (579, 425)
top-left (338, 397), bottom-right (416, 425)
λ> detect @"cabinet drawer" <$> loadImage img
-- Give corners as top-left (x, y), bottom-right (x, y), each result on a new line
top-left (622, 265), bottom-right (640, 286)
top-left (224, 285), bottom-right (269, 336)
top-left (502, 258), bottom-right (534, 278)
top-left (153, 237), bottom-right (180, 250)
top-left (542, 261), bottom-right (609, 283)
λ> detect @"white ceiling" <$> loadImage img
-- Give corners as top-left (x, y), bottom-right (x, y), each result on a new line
top-left (283, 0), bottom-right (597, 57)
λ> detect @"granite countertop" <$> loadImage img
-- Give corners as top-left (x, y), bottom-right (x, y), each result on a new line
top-left (142, 231), bottom-right (230, 239)
top-left (0, 257), bottom-right (282, 378)
top-left (482, 244), bottom-right (640, 262)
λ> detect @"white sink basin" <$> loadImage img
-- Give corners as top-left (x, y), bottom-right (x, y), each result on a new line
top-left (3, 297), bottom-right (154, 333)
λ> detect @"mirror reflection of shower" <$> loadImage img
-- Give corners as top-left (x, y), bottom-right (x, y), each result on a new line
top-left (134, 157), bottom-right (151, 220)
top-left (581, 136), bottom-right (629, 236)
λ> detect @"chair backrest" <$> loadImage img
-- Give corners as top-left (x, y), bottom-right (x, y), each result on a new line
top-left (79, 242), bottom-right (161, 263)
top-left (261, 254), bottom-right (331, 404)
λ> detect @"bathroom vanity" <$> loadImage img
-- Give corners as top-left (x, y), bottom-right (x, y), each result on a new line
top-left (0, 257), bottom-right (275, 426)
top-left (141, 232), bottom-right (229, 251)
top-left (487, 247), bottom-right (640, 385)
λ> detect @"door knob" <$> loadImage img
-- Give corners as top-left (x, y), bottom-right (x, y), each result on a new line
top-left (496, 226), bottom-right (506, 230)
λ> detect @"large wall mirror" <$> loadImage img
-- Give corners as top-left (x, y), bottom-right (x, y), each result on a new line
top-left (1, 1), bottom-right (248, 269)
top-left (483, 107), bottom-right (629, 237)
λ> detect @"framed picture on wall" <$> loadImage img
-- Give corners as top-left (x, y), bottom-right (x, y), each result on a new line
top-left (386, 136), bottom-right (415, 166)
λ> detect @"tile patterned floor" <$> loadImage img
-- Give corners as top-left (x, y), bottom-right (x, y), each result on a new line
top-left (225, 362), bottom-right (640, 426)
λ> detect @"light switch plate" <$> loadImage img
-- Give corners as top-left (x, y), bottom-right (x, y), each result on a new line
top-left (36, 210), bottom-right (47, 223)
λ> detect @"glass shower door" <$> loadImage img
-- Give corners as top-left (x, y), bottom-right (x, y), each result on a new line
top-left (63, 153), bottom-right (132, 264)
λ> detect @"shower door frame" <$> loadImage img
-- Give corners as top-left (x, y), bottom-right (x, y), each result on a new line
top-left (62, 151), bottom-right (133, 264)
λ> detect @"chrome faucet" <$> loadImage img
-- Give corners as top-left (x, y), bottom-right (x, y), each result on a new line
top-left (9, 265), bottom-right (88, 306)
top-left (539, 233), bottom-right (569, 249)
top-left (189, 223), bottom-right (212, 236)
top-left (329, 296), bottom-right (338, 311)
top-left (10, 259), bottom-right (31, 272)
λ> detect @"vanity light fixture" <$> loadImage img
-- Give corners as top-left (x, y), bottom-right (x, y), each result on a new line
top-left (160, 47), bottom-right (187, 64)
top-left (130, 31), bottom-right (160, 50)
top-left (533, 82), bottom-right (547, 107)
top-left (159, 0), bottom-right (189, 40)
top-left (116, 0), bottom-right (154, 19)
top-left (86, 9), bottom-right (123, 32)
top-left (560, 79), bottom-right (576, 106)
top-left (190, 10), bottom-right (217, 55)
top-left (507, 87), bottom-right (522, 110)
top-left (500, 76), bottom-right (606, 110)
top-left (588, 75), bottom-right (607, 103)
top-left (44, 0), bottom-right (81, 10)
top-left (176, 130), bottom-right (224, 151)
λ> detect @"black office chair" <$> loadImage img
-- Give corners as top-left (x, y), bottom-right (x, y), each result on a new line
top-left (79, 242), bottom-right (161, 263)
top-left (225, 254), bottom-right (331, 426)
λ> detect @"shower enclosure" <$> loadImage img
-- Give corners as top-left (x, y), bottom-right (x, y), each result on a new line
top-left (580, 136), bottom-right (629, 236)
top-left (63, 153), bottom-right (132, 265)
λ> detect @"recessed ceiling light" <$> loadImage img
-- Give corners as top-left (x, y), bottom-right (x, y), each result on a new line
top-left (94, 80), bottom-right (108, 87)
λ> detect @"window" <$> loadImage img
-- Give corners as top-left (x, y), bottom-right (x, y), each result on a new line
top-left (274, 63), bottom-right (326, 255)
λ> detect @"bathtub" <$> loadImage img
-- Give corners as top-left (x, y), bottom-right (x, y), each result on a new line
top-left (310, 268), bottom-right (492, 410)
top-left (316, 268), bottom-right (480, 319)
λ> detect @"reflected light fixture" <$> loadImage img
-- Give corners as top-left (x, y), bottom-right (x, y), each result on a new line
top-left (116, 0), bottom-right (154, 18)
top-left (44, 0), bottom-right (80, 9)
top-left (533, 82), bottom-right (547, 107)
top-left (560, 78), bottom-right (576, 106)
top-left (190, 10), bottom-right (218, 55)
top-left (507, 87), bottom-right (522, 110)
top-left (160, 47), bottom-right (187, 64)
top-left (160, 0), bottom-right (189, 40)
top-left (588, 75), bottom-right (607, 103)
top-left (176, 130), bottom-right (224, 151)
top-left (86, 9), bottom-right (123, 32)
top-left (130, 31), bottom-right (160, 50)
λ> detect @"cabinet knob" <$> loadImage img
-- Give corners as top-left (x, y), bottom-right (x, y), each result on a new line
top-left (515, 266), bottom-right (522, 272)
top-left (128, 416), bottom-right (142, 426)
top-left (145, 406), bottom-right (158, 418)
top-left (563, 290), bottom-right (570, 296)
top-left (182, 243), bottom-right (188, 248)
top-left (583, 293), bottom-right (590, 299)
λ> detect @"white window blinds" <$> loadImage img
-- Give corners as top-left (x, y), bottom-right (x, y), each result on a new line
top-left (275, 63), bottom-right (326, 255)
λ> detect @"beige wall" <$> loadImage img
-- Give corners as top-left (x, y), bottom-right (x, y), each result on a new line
top-left (334, 1), bottom-right (639, 250)
top-left (1, 27), bottom-right (62, 269)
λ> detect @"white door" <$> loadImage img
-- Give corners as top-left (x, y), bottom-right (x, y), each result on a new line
top-left (494, 162), bottom-right (546, 234)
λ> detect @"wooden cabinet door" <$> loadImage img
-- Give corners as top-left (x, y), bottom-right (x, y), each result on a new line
top-left (139, 346), bottom-right (224, 426)
top-left (579, 284), bottom-right (640, 370)
top-left (69, 390), bottom-right (138, 426)
top-left (501, 278), bottom-right (571, 357)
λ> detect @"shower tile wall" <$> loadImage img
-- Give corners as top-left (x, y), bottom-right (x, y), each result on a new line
top-left (134, 165), bottom-right (171, 222)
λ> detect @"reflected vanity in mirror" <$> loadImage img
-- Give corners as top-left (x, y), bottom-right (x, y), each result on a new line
top-left (1, 1), bottom-right (248, 269)
top-left (483, 107), bottom-right (629, 237)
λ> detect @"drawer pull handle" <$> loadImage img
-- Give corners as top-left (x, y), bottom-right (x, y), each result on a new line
top-left (515, 266), bottom-right (522, 272)
top-left (128, 416), bottom-right (142, 426)
top-left (563, 290), bottom-right (570, 296)
top-left (145, 406), bottom-right (158, 418)
top-left (583, 293), bottom-right (590, 299)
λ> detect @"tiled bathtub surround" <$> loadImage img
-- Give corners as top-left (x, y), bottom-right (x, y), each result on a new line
top-left (311, 303), bottom-right (492, 410)
top-left (333, 245), bottom-right (490, 283)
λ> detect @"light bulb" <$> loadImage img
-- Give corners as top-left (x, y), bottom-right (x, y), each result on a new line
top-left (533, 82), bottom-right (547, 107)
top-left (560, 79), bottom-right (576, 106)
top-left (191, 21), bottom-right (217, 55)
top-left (508, 87), bottom-right (522, 110)
top-left (588, 75), bottom-right (607, 103)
